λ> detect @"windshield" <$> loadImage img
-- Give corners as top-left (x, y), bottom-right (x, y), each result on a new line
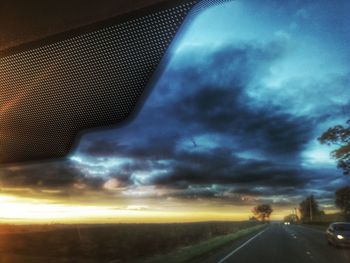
top-left (1, 0), bottom-right (350, 262)
top-left (334, 224), bottom-right (350, 231)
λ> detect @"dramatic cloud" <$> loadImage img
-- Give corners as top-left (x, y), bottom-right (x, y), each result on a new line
top-left (0, 161), bottom-right (105, 198)
top-left (72, 17), bottom-right (347, 208)
top-left (1, 0), bottom-right (349, 218)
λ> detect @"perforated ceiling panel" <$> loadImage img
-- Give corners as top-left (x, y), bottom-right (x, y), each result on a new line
top-left (0, 0), bottom-right (230, 165)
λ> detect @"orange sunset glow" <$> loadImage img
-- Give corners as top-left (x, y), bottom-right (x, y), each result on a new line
top-left (0, 190), bottom-right (333, 224)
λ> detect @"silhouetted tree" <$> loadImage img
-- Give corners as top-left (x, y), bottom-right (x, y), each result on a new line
top-left (299, 195), bottom-right (323, 222)
top-left (318, 119), bottom-right (350, 175)
top-left (335, 186), bottom-right (350, 221)
top-left (252, 204), bottom-right (273, 221)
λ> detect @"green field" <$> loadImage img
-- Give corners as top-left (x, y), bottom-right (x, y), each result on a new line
top-left (0, 221), bottom-right (263, 263)
top-left (140, 224), bottom-right (266, 263)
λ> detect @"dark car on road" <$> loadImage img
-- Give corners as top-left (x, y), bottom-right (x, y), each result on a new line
top-left (326, 223), bottom-right (350, 248)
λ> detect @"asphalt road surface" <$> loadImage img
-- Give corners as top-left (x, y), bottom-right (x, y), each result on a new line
top-left (200, 223), bottom-right (350, 263)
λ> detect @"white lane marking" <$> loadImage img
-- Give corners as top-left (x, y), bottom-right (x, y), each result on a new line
top-left (217, 227), bottom-right (269, 263)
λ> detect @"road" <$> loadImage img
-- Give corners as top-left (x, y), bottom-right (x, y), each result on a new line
top-left (200, 223), bottom-right (350, 263)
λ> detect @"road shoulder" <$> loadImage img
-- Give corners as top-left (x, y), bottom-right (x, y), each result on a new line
top-left (138, 224), bottom-right (268, 263)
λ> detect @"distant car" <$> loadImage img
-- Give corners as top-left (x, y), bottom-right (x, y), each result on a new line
top-left (284, 222), bottom-right (290, 225)
top-left (326, 222), bottom-right (350, 247)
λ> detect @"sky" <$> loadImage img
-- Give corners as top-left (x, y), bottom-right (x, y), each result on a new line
top-left (1, 0), bottom-right (350, 223)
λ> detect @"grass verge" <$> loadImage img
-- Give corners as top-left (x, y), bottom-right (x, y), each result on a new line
top-left (139, 223), bottom-right (267, 263)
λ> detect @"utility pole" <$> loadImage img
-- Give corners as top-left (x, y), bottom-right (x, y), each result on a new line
top-left (309, 197), bottom-right (313, 222)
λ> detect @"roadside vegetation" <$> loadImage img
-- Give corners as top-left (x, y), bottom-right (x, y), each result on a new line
top-left (140, 224), bottom-right (266, 263)
top-left (283, 119), bottom-right (350, 226)
top-left (282, 194), bottom-right (347, 228)
top-left (252, 204), bottom-right (273, 222)
top-left (319, 119), bottom-right (350, 222)
top-left (0, 221), bottom-right (262, 263)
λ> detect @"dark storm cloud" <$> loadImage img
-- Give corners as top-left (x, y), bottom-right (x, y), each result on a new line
top-left (84, 139), bottom-right (127, 157)
top-left (84, 42), bottom-right (313, 159)
top-left (232, 186), bottom-right (300, 197)
top-left (75, 42), bottom-right (320, 201)
top-left (123, 134), bottom-right (180, 160)
top-left (183, 46), bottom-right (309, 156)
top-left (69, 21), bottom-right (348, 208)
top-left (106, 160), bottom-right (164, 188)
top-left (84, 134), bottom-right (180, 161)
top-left (82, 139), bottom-right (312, 196)
top-left (166, 44), bottom-right (312, 157)
top-left (166, 186), bottom-right (245, 204)
top-left (150, 147), bottom-right (310, 188)
top-left (0, 161), bottom-right (104, 190)
top-left (174, 86), bottom-right (312, 156)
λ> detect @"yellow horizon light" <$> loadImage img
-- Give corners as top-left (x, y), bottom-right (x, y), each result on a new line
top-left (0, 193), bottom-right (334, 224)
